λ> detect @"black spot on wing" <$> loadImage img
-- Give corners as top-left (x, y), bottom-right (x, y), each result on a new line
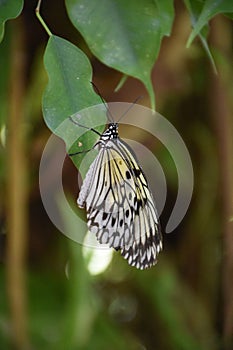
top-left (133, 168), bottom-right (141, 177)
top-left (126, 170), bottom-right (131, 179)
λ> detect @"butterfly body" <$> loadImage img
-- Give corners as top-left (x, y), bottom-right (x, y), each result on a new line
top-left (76, 122), bottom-right (162, 270)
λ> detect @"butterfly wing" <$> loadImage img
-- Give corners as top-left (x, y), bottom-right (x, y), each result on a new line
top-left (114, 139), bottom-right (162, 269)
top-left (78, 144), bottom-right (135, 247)
top-left (78, 138), bottom-right (162, 270)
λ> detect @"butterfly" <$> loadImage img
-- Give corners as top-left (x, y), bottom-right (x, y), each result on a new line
top-left (69, 105), bottom-right (162, 270)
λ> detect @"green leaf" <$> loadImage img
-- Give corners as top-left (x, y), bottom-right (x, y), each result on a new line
top-left (184, 0), bottom-right (217, 73)
top-left (0, 0), bottom-right (23, 43)
top-left (43, 35), bottom-right (106, 173)
top-left (65, 0), bottom-right (174, 110)
top-left (186, 0), bottom-right (233, 47)
top-left (43, 35), bottom-right (101, 130)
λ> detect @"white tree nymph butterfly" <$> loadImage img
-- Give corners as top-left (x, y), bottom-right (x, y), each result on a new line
top-left (69, 104), bottom-right (162, 270)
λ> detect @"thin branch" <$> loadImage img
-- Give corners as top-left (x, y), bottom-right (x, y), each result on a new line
top-left (35, 0), bottom-right (52, 36)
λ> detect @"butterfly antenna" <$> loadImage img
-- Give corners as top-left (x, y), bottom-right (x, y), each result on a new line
top-left (68, 116), bottom-right (101, 156)
top-left (117, 96), bottom-right (143, 123)
top-left (69, 116), bottom-right (101, 136)
top-left (91, 81), bottom-right (115, 123)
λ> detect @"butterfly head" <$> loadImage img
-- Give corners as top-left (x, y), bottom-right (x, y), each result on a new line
top-left (101, 122), bottom-right (119, 141)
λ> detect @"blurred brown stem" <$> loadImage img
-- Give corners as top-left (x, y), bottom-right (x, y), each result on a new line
top-left (209, 16), bottom-right (233, 348)
top-left (6, 18), bottom-right (29, 349)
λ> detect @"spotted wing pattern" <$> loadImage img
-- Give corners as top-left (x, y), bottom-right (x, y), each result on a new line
top-left (77, 126), bottom-right (162, 270)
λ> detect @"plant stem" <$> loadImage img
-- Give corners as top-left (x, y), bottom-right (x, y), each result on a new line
top-left (35, 0), bottom-right (52, 37)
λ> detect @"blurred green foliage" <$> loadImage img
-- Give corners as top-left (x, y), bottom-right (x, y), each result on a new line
top-left (0, 0), bottom-right (23, 42)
